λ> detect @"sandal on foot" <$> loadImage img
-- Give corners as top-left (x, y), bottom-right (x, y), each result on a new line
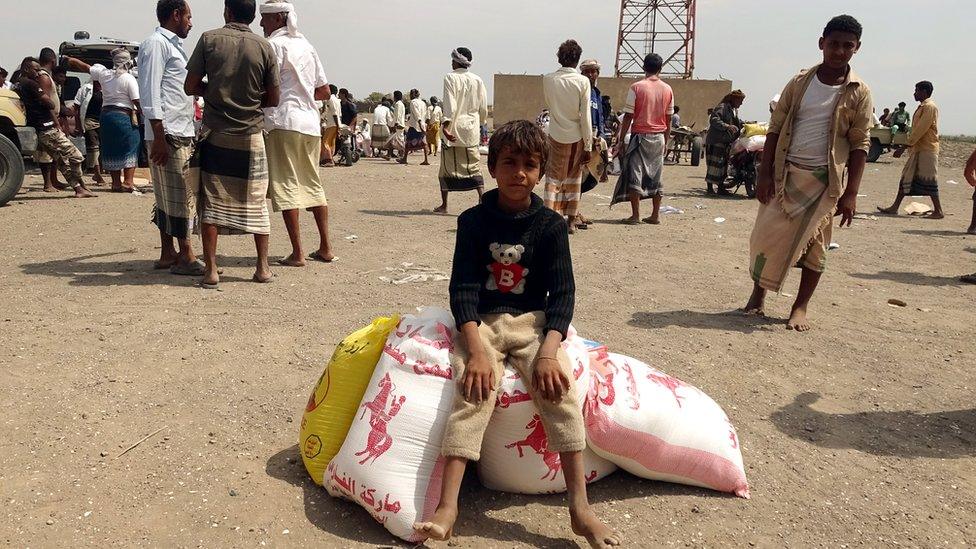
top-left (199, 280), bottom-right (220, 290)
top-left (276, 257), bottom-right (306, 267)
top-left (170, 260), bottom-right (206, 276)
top-left (252, 273), bottom-right (276, 284)
top-left (308, 253), bottom-right (338, 263)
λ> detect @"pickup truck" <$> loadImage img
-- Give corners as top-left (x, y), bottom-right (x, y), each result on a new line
top-left (867, 126), bottom-right (910, 163)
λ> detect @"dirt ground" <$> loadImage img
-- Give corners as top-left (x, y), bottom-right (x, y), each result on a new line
top-left (2, 140), bottom-right (975, 548)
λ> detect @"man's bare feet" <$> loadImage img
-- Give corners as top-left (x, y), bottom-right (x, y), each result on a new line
top-left (571, 507), bottom-right (621, 548)
top-left (277, 254), bottom-right (306, 267)
top-left (252, 270), bottom-right (275, 284)
top-left (200, 269), bottom-right (220, 290)
top-left (412, 505), bottom-right (457, 542)
top-left (787, 305), bottom-right (812, 332)
top-left (433, 205), bottom-right (448, 214)
top-left (42, 186), bottom-right (58, 193)
top-left (642, 215), bottom-right (660, 225)
top-left (876, 206), bottom-right (898, 215)
top-left (154, 257), bottom-right (178, 270)
top-left (73, 186), bottom-right (97, 198)
top-left (308, 251), bottom-right (337, 263)
top-left (742, 285), bottom-right (767, 316)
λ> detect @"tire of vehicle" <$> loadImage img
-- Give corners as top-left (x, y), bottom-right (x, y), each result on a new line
top-left (867, 138), bottom-right (883, 163)
top-left (0, 133), bottom-right (26, 207)
top-left (690, 136), bottom-right (703, 167)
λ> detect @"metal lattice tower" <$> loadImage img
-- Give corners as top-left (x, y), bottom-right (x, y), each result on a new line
top-left (615, 0), bottom-right (697, 79)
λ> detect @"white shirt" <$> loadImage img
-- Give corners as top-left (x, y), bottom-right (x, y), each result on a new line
top-left (428, 104), bottom-right (443, 125)
top-left (320, 95), bottom-right (341, 129)
top-left (372, 104), bottom-right (392, 127)
top-left (543, 66), bottom-right (593, 150)
top-left (409, 98), bottom-right (427, 132)
top-left (90, 64), bottom-right (139, 111)
top-left (393, 100), bottom-right (406, 129)
top-left (73, 82), bottom-right (94, 122)
top-left (264, 28), bottom-right (328, 137)
top-left (137, 26), bottom-right (195, 139)
top-left (786, 76), bottom-right (843, 167)
top-left (441, 68), bottom-right (487, 148)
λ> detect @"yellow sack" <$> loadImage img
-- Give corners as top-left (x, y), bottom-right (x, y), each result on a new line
top-left (299, 314), bottom-right (400, 485)
top-left (742, 123), bottom-right (768, 138)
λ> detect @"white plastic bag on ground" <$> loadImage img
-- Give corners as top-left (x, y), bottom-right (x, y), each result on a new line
top-left (477, 328), bottom-right (617, 494)
top-left (325, 307), bottom-right (457, 542)
top-left (584, 350), bottom-right (750, 498)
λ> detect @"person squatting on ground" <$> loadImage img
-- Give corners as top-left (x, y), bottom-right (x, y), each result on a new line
top-left (260, 0), bottom-right (337, 268)
top-left (610, 53), bottom-right (673, 225)
top-left (744, 14), bottom-right (873, 332)
top-left (398, 88), bottom-right (429, 165)
top-left (413, 120), bottom-right (620, 549)
top-left (138, 0), bottom-right (203, 275)
top-left (184, 0), bottom-right (281, 289)
top-left (542, 39), bottom-right (592, 234)
top-left (434, 47), bottom-right (488, 213)
top-left (877, 81), bottom-right (944, 219)
top-left (64, 50), bottom-right (143, 193)
top-left (14, 57), bottom-right (96, 198)
top-left (704, 90), bottom-right (745, 195)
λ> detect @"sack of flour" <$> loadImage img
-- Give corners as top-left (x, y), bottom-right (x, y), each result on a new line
top-left (477, 328), bottom-right (617, 494)
top-left (584, 351), bottom-right (749, 498)
top-left (325, 307), bottom-right (457, 542)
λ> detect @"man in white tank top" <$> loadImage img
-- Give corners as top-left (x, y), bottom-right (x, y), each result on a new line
top-left (743, 15), bottom-right (874, 332)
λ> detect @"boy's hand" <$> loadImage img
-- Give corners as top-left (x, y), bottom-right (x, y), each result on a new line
top-left (837, 193), bottom-right (856, 227)
top-left (462, 351), bottom-right (494, 404)
top-left (755, 171), bottom-right (775, 204)
top-left (533, 356), bottom-right (570, 403)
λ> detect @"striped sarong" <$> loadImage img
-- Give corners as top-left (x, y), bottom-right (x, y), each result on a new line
top-left (150, 135), bottom-right (196, 239)
top-left (100, 109), bottom-right (140, 171)
top-left (610, 133), bottom-right (665, 206)
top-left (749, 164), bottom-right (836, 293)
top-left (899, 148), bottom-right (939, 197)
top-left (439, 146), bottom-right (484, 192)
top-left (543, 137), bottom-right (585, 217)
top-left (406, 127), bottom-right (426, 151)
top-left (704, 141), bottom-right (730, 188)
top-left (189, 129), bottom-right (270, 236)
top-left (371, 124), bottom-right (391, 149)
top-left (266, 129), bottom-right (327, 212)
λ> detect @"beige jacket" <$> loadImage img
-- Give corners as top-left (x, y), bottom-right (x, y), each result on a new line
top-left (768, 64), bottom-right (873, 198)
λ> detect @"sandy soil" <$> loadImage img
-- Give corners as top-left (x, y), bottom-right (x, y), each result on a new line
top-left (1, 142), bottom-right (975, 548)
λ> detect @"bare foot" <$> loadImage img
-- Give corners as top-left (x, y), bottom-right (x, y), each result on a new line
top-left (43, 186), bottom-right (58, 193)
top-left (876, 206), bottom-right (899, 215)
top-left (277, 254), bottom-right (307, 267)
top-left (74, 186), bottom-right (97, 198)
top-left (200, 269), bottom-right (220, 289)
top-left (742, 285), bottom-right (767, 316)
top-left (433, 205), bottom-right (448, 214)
top-left (253, 269), bottom-right (275, 284)
top-left (420, 161), bottom-right (430, 166)
top-left (571, 507), bottom-right (621, 548)
top-left (642, 215), bottom-right (660, 225)
top-left (154, 258), bottom-right (178, 270)
top-left (308, 251), bottom-right (337, 263)
top-left (787, 305), bottom-right (812, 332)
top-left (412, 505), bottom-right (457, 542)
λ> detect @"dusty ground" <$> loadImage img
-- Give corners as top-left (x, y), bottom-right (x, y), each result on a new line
top-left (2, 141), bottom-right (975, 548)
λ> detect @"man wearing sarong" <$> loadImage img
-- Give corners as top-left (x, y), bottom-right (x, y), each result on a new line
top-left (434, 47), bottom-right (487, 213)
top-left (185, 0), bottom-right (281, 289)
top-left (542, 40), bottom-right (592, 234)
top-left (390, 90), bottom-right (407, 158)
top-left (704, 90), bottom-right (745, 195)
top-left (426, 96), bottom-right (442, 156)
top-left (744, 15), bottom-right (873, 332)
top-left (967, 147), bottom-right (976, 237)
top-left (319, 84), bottom-right (340, 167)
top-left (138, 0), bottom-right (201, 275)
top-left (878, 81), bottom-right (943, 219)
top-left (259, 0), bottom-right (335, 267)
top-left (370, 98), bottom-right (393, 157)
top-left (578, 58), bottom-right (608, 229)
top-left (399, 88), bottom-right (430, 165)
top-left (610, 53), bottom-right (672, 225)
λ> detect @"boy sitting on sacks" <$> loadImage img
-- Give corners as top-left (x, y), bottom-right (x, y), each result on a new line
top-left (413, 120), bottom-right (620, 548)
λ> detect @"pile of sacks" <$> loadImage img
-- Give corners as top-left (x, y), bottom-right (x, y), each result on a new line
top-left (299, 308), bottom-right (749, 542)
top-left (731, 122), bottom-right (768, 156)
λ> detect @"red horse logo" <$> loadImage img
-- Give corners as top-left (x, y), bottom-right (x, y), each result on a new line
top-left (355, 374), bottom-right (406, 465)
top-left (647, 370), bottom-right (685, 408)
top-left (505, 414), bottom-right (561, 481)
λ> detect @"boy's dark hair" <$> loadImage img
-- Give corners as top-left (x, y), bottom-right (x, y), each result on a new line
top-left (643, 53), bottom-right (664, 74)
top-left (339, 87), bottom-right (349, 97)
top-left (225, 0), bottom-right (256, 24)
top-left (898, 101), bottom-right (906, 108)
top-left (329, 84), bottom-right (338, 94)
top-left (38, 48), bottom-right (57, 66)
top-left (823, 15), bottom-right (862, 39)
top-left (20, 57), bottom-right (38, 72)
top-left (557, 40), bottom-right (582, 68)
top-left (393, 90), bottom-right (403, 100)
top-left (487, 120), bottom-right (549, 173)
top-left (157, 0), bottom-right (188, 24)
top-left (52, 66), bottom-right (67, 77)
top-left (915, 80), bottom-right (934, 97)
top-left (674, 106), bottom-right (680, 113)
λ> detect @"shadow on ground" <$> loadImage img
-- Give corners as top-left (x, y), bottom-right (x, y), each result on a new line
top-left (629, 310), bottom-right (780, 334)
top-left (902, 229), bottom-right (971, 237)
top-left (266, 445), bottom-right (731, 546)
top-left (770, 392), bottom-right (976, 458)
top-left (20, 251), bottom-right (253, 287)
top-left (849, 270), bottom-right (964, 287)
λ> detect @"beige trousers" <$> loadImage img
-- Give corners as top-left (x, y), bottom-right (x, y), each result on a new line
top-left (441, 312), bottom-right (586, 461)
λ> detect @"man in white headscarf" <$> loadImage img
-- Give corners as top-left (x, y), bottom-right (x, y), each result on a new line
top-left (259, 0), bottom-right (337, 267)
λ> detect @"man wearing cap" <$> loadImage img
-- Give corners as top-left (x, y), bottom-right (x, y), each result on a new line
top-left (259, 0), bottom-right (336, 267)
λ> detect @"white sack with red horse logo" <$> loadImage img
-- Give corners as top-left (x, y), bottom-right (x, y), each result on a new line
top-left (585, 351), bottom-right (750, 498)
top-left (477, 328), bottom-right (617, 494)
top-left (325, 307), bottom-right (458, 543)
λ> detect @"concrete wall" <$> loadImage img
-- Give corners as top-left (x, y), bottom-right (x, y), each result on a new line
top-left (493, 74), bottom-right (733, 131)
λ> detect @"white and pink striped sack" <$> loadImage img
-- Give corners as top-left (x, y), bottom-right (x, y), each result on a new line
top-left (325, 307), bottom-right (458, 542)
top-left (477, 327), bottom-right (617, 494)
top-left (584, 349), bottom-right (750, 498)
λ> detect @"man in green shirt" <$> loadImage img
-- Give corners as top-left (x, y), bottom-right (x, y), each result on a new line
top-left (889, 101), bottom-right (910, 138)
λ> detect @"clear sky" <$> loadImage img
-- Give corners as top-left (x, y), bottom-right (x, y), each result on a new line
top-left (2, 0), bottom-right (972, 134)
